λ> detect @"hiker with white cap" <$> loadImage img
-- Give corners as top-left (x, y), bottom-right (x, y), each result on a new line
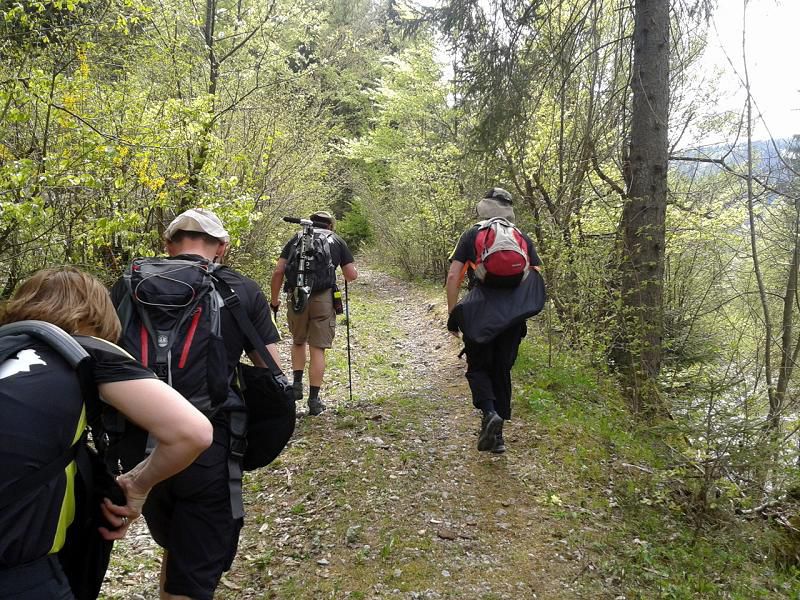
top-left (110, 207), bottom-right (281, 600)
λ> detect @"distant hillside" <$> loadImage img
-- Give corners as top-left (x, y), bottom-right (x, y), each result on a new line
top-left (671, 137), bottom-right (797, 181)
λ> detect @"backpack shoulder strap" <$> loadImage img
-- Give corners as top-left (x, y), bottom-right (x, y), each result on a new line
top-left (0, 321), bottom-right (89, 368)
top-left (212, 274), bottom-right (283, 378)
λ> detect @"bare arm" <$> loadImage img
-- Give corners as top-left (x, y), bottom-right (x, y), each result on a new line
top-left (446, 260), bottom-right (465, 314)
top-left (247, 342), bottom-right (282, 369)
top-left (270, 258), bottom-right (287, 307)
top-left (341, 262), bottom-right (358, 282)
top-left (97, 378), bottom-right (212, 534)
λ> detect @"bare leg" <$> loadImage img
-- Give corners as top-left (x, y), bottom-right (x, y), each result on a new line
top-left (291, 342), bottom-right (307, 373)
top-left (309, 345), bottom-right (326, 387)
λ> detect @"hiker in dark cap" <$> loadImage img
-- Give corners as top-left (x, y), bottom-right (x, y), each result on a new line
top-left (270, 210), bottom-right (358, 415)
top-left (446, 188), bottom-right (545, 453)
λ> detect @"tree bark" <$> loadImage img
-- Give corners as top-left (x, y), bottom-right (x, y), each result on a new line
top-left (182, 0), bottom-right (218, 210)
top-left (615, 0), bottom-right (670, 417)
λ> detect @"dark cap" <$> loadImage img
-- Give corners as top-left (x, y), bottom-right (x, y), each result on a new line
top-left (483, 187), bottom-right (513, 204)
top-left (310, 210), bottom-right (335, 228)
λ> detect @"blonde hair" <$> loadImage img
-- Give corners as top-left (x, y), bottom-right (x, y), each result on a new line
top-left (0, 267), bottom-right (121, 342)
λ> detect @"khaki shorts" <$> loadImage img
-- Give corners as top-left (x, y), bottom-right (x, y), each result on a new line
top-left (287, 288), bottom-right (336, 349)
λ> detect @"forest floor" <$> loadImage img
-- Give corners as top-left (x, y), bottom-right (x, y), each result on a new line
top-left (103, 267), bottom-right (607, 599)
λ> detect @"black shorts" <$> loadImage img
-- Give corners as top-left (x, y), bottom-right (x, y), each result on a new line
top-left (143, 431), bottom-right (243, 600)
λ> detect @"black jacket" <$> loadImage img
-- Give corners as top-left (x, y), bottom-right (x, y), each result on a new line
top-left (447, 270), bottom-right (546, 344)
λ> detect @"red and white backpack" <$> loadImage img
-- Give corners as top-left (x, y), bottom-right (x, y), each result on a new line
top-left (473, 217), bottom-right (529, 286)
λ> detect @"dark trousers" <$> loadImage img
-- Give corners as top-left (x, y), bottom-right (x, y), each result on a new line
top-left (0, 555), bottom-right (74, 600)
top-left (464, 323), bottom-right (526, 420)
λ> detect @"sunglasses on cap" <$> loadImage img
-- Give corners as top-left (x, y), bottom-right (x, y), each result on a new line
top-left (484, 188), bottom-right (513, 203)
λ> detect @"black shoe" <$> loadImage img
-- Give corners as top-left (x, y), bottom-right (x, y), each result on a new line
top-left (491, 434), bottom-right (506, 453)
top-left (308, 397), bottom-right (326, 416)
top-left (478, 411), bottom-right (502, 451)
top-left (491, 422), bottom-right (506, 454)
top-left (292, 382), bottom-right (303, 401)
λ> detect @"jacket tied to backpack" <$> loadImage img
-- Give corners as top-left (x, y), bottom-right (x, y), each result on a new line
top-left (447, 268), bottom-right (546, 344)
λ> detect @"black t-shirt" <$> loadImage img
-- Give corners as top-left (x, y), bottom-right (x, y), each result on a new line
top-left (208, 264), bottom-right (281, 372)
top-left (111, 257), bottom-right (280, 382)
top-left (279, 229), bottom-right (355, 268)
top-left (0, 336), bottom-right (154, 567)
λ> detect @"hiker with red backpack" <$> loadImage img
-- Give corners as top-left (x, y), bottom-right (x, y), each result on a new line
top-left (446, 188), bottom-right (546, 453)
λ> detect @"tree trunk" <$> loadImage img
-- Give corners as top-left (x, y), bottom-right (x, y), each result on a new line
top-left (614, 0), bottom-right (670, 417)
top-left (182, 0), bottom-right (218, 211)
top-left (773, 196), bottom-right (800, 427)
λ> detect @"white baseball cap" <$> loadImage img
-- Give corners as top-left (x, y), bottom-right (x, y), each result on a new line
top-left (164, 208), bottom-right (230, 243)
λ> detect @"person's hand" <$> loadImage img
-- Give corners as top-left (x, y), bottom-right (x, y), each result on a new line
top-left (98, 496), bottom-right (136, 540)
top-left (116, 470), bottom-right (149, 514)
top-left (270, 301), bottom-right (280, 317)
top-left (98, 471), bottom-right (150, 541)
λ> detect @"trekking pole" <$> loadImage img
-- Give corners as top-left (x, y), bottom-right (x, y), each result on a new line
top-left (344, 278), bottom-right (353, 404)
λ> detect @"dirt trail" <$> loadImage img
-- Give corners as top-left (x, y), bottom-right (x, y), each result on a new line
top-left (105, 268), bottom-right (588, 599)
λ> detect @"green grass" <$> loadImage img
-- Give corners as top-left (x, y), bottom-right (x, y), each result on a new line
top-left (510, 333), bottom-right (800, 598)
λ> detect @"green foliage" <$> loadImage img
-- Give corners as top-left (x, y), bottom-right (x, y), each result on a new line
top-left (0, 0), bottom-right (405, 292)
top-left (513, 331), bottom-right (800, 598)
top-left (336, 198), bottom-right (373, 250)
top-left (342, 42), bottom-right (481, 279)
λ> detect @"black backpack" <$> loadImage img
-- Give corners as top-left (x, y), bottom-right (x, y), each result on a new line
top-left (111, 257), bottom-right (295, 473)
top-left (116, 257), bottom-right (231, 416)
top-left (0, 321), bottom-right (125, 600)
top-left (284, 229), bottom-right (337, 292)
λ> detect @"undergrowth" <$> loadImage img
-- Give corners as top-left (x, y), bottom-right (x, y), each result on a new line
top-left (513, 333), bottom-right (800, 598)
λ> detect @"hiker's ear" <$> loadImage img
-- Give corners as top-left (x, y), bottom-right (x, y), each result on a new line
top-left (215, 241), bottom-right (229, 261)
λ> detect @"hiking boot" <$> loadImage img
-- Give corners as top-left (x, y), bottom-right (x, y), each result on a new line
top-left (491, 422), bottom-right (506, 454)
top-left (292, 381), bottom-right (303, 401)
top-left (307, 397), bottom-right (326, 416)
top-left (478, 411), bottom-right (503, 451)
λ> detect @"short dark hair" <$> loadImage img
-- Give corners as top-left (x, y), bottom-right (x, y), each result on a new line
top-left (169, 230), bottom-right (221, 245)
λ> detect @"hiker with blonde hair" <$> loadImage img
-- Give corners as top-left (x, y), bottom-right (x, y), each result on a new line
top-left (0, 266), bottom-right (212, 599)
